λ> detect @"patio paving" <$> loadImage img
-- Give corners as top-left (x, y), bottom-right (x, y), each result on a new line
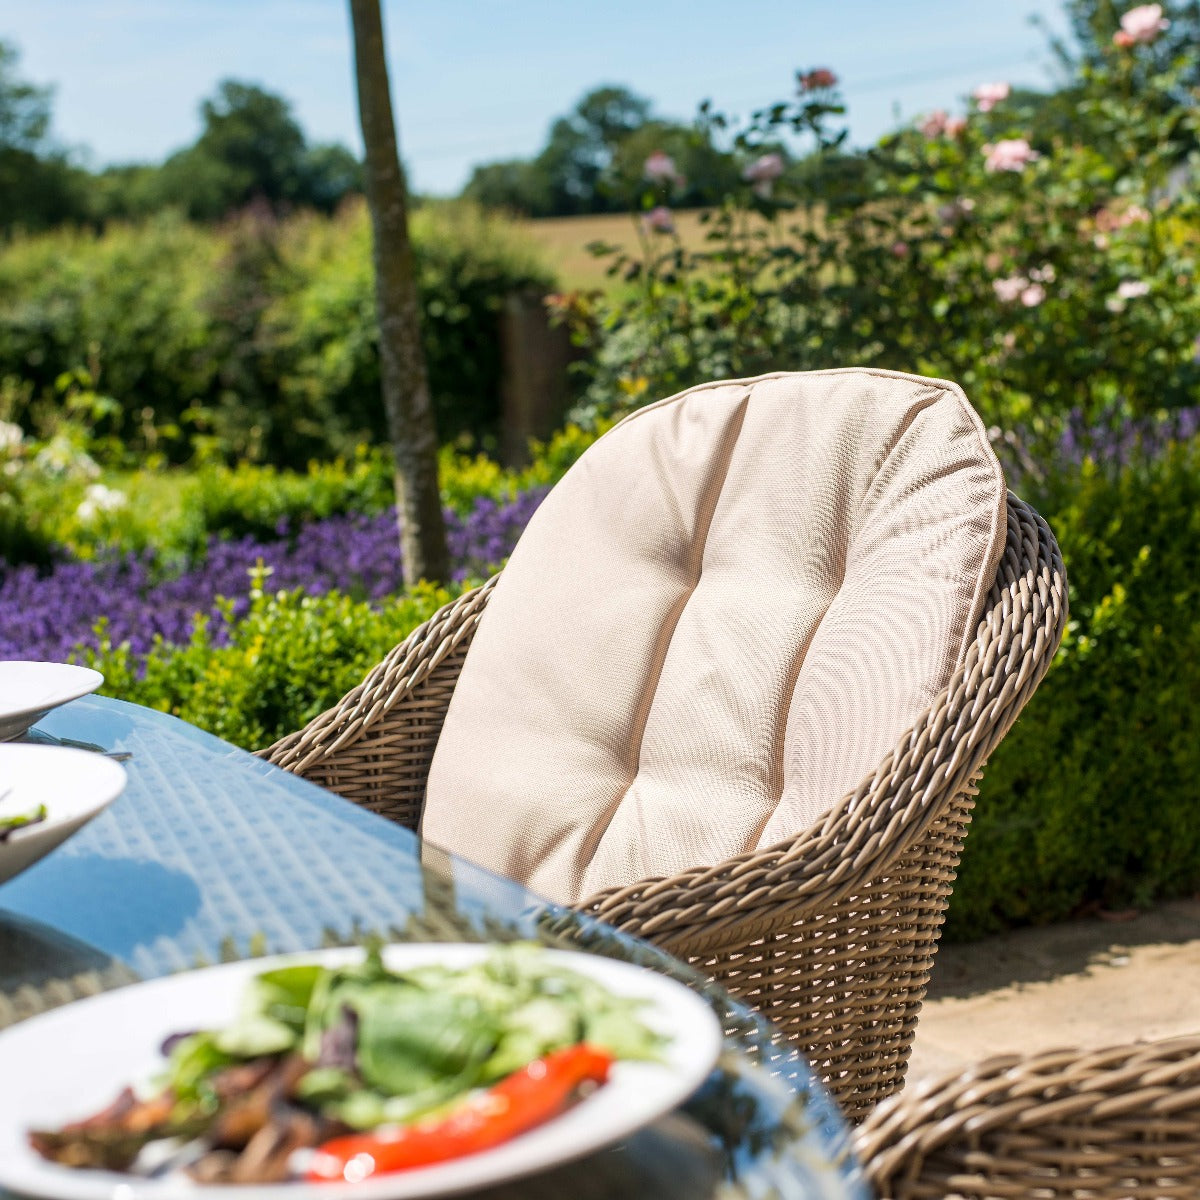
top-left (910, 899), bottom-right (1200, 1081)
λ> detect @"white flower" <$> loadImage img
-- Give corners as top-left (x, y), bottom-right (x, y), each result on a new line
top-left (0, 421), bottom-right (22, 455)
top-left (1117, 279), bottom-right (1150, 299)
top-left (76, 483), bottom-right (127, 523)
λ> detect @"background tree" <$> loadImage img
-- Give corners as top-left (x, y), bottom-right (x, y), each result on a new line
top-left (0, 41), bottom-right (87, 232)
top-left (72, 79), bottom-right (364, 224)
top-left (463, 84), bottom-right (741, 216)
top-left (348, 0), bottom-right (448, 584)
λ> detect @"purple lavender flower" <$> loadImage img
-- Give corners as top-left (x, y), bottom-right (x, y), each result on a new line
top-left (0, 489), bottom-right (550, 663)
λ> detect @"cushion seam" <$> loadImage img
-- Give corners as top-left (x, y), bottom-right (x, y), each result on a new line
top-left (577, 385), bottom-right (754, 878)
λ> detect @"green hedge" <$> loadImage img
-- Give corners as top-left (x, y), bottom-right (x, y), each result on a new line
top-left (84, 578), bottom-right (465, 751)
top-left (0, 201), bottom-right (555, 467)
top-left (948, 440), bottom-right (1200, 939)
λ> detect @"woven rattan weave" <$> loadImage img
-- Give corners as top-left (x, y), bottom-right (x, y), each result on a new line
top-left (263, 491), bottom-right (1066, 1119)
top-left (855, 1035), bottom-right (1200, 1198)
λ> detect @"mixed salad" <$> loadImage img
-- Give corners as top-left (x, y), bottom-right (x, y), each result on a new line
top-left (0, 788), bottom-right (47, 842)
top-left (29, 944), bottom-right (665, 1185)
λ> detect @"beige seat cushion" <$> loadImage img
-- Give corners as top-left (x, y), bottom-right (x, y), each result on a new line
top-left (421, 369), bottom-right (1006, 906)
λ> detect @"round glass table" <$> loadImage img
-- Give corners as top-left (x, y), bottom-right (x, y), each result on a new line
top-left (1, 696), bottom-right (869, 1200)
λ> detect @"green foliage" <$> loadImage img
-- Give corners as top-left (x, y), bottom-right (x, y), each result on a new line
top-left (0, 213), bottom-right (220, 455)
top-left (0, 200), bottom-right (556, 467)
top-left (437, 418), bottom-right (608, 510)
top-left (83, 577), bottom-right (466, 750)
top-left (188, 450), bottom-right (394, 542)
top-left (949, 441), bottom-right (1200, 938)
top-left (274, 201), bottom-right (555, 457)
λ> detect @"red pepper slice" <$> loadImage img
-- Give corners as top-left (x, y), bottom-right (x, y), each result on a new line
top-left (306, 1043), bottom-right (614, 1182)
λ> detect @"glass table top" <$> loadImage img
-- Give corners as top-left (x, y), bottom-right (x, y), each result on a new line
top-left (0, 695), bottom-right (869, 1200)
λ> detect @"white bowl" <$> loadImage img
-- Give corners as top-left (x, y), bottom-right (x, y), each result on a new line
top-left (0, 944), bottom-right (723, 1200)
top-left (0, 661), bottom-right (104, 741)
top-left (0, 744), bottom-right (126, 886)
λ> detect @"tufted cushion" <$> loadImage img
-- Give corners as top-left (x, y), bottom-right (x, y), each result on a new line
top-left (421, 369), bottom-right (1007, 906)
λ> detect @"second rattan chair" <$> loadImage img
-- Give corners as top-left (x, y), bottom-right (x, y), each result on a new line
top-left (855, 1035), bottom-right (1200, 1198)
top-left (263, 371), bottom-right (1067, 1120)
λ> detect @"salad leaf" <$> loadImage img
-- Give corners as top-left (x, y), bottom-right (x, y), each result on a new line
top-left (0, 803), bottom-right (47, 842)
top-left (211, 963), bottom-right (324, 1058)
top-left (164, 1032), bottom-right (235, 1104)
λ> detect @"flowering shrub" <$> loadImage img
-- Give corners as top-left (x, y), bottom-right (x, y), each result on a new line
top-left (576, 6), bottom-right (1199, 440)
top-left (0, 489), bottom-right (547, 664)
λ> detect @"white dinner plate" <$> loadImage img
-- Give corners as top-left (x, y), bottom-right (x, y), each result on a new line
top-left (0, 943), bottom-right (724, 1200)
top-left (0, 661), bottom-right (104, 741)
top-left (0, 744), bottom-right (127, 886)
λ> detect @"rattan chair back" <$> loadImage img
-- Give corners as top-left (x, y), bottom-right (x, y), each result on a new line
top-left (264, 491), bottom-right (1066, 1118)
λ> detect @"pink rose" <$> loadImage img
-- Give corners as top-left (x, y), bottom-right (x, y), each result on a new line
top-left (890, 240), bottom-right (909, 258)
top-left (944, 115), bottom-right (968, 138)
top-left (743, 153), bottom-right (784, 183)
top-left (643, 205), bottom-right (675, 234)
top-left (993, 276), bottom-right (1027, 303)
top-left (1113, 28), bottom-right (1137, 47)
top-left (919, 110), bottom-right (948, 138)
top-left (972, 82), bottom-right (1010, 113)
top-left (983, 138), bottom-right (1039, 172)
top-left (743, 153), bottom-right (784, 199)
top-left (644, 151), bottom-right (680, 184)
top-left (1119, 4), bottom-right (1170, 44)
top-left (1020, 283), bottom-right (1046, 307)
top-left (800, 68), bottom-right (838, 91)
top-left (938, 196), bottom-right (977, 223)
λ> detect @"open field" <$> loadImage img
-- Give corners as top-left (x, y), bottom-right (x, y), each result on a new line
top-left (520, 210), bottom-right (722, 291)
top-left (520, 208), bottom-right (833, 292)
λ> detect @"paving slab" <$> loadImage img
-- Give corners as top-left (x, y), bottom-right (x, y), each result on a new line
top-left (910, 899), bottom-right (1200, 1082)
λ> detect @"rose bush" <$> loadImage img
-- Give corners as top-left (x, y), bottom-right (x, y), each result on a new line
top-left (571, 3), bottom-right (1199, 446)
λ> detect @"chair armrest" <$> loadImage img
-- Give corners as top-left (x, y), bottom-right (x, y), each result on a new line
top-left (258, 576), bottom-right (499, 827)
top-left (853, 1034), bottom-right (1200, 1199)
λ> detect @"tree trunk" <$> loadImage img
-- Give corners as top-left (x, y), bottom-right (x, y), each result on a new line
top-left (348, 0), bottom-right (449, 584)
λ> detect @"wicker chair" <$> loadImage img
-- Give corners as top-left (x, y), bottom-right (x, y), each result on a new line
top-left (262, 491), bottom-right (1066, 1119)
top-left (855, 1035), bottom-right (1200, 1198)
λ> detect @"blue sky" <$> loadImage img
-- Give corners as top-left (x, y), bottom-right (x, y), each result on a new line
top-left (5, 0), bottom-right (1072, 195)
